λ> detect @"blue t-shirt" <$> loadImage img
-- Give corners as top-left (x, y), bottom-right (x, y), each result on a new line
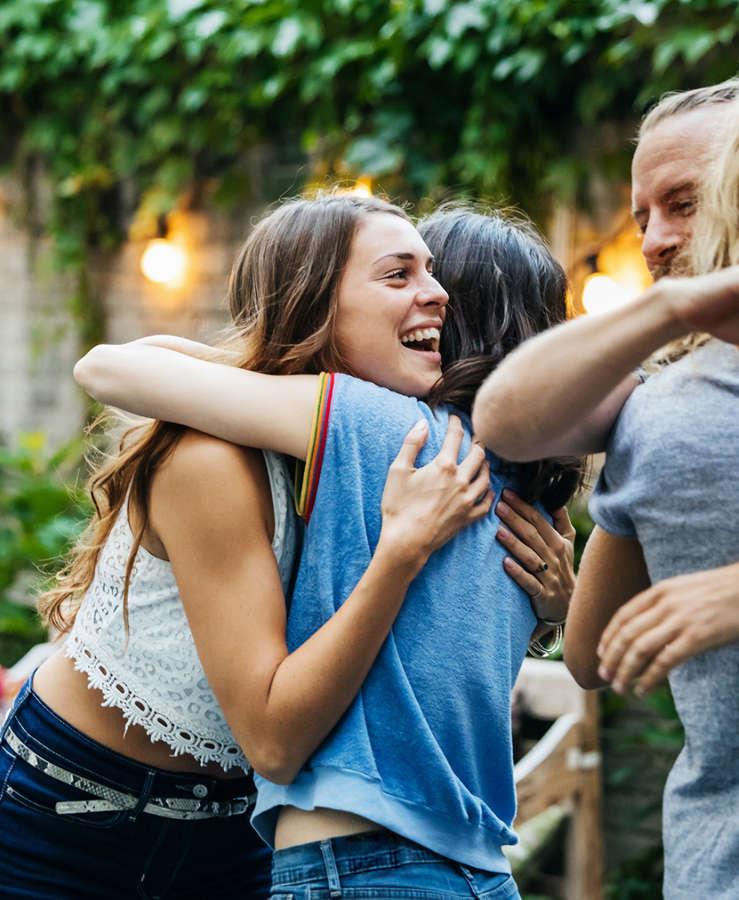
top-left (253, 374), bottom-right (539, 871)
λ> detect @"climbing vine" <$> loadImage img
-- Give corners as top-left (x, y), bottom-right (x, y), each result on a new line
top-left (1, 0), bottom-right (736, 346)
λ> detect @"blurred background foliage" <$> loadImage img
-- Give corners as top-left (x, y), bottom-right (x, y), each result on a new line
top-left (0, 434), bottom-right (90, 666)
top-left (1, 0), bottom-right (737, 281)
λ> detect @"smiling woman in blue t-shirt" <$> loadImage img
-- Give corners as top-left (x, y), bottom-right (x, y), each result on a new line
top-left (74, 203), bottom-right (581, 898)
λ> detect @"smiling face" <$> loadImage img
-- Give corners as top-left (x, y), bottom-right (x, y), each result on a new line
top-left (632, 108), bottom-right (723, 278)
top-left (334, 212), bottom-right (449, 397)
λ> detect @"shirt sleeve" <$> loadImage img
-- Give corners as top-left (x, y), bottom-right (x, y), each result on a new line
top-left (295, 372), bottom-right (336, 522)
top-left (294, 374), bottom-right (445, 527)
top-left (588, 396), bottom-right (642, 539)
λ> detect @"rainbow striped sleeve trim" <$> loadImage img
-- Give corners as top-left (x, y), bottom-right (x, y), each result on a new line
top-left (295, 372), bottom-right (336, 523)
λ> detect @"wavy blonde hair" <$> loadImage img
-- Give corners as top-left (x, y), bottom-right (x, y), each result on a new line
top-left (689, 95), bottom-right (739, 275)
top-left (39, 194), bottom-right (408, 635)
top-left (638, 75), bottom-right (739, 140)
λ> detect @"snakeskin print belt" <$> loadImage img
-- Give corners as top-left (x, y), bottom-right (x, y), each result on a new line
top-left (5, 728), bottom-right (255, 820)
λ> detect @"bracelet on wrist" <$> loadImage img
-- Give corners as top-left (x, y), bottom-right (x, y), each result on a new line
top-left (529, 624), bottom-right (564, 658)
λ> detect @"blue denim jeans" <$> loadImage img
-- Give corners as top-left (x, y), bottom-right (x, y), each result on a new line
top-left (0, 678), bottom-right (270, 899)
top-left (269, 832), bottom-right (521, 899)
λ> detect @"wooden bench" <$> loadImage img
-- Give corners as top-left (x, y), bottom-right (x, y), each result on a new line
top-left (507, 658), bottom-right (604, 900)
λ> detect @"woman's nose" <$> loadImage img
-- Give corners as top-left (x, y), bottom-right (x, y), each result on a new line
top-left (417, 273), bottom-right (448, 308)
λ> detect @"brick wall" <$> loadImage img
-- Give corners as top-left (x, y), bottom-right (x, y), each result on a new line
top-left (0, 186), bottom-right (82, 447)
top-left (0, 185), bottom-right (262, 448)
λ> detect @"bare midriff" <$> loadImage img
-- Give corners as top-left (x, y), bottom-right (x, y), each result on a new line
top-left (32, 650), bottom-right (245, 779)
top-left (274, 805), bottom-right (385, 849)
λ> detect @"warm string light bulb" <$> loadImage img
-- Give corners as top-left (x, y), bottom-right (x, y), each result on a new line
top-left (338, 176), bottom-right (373, 197)
top-left (582, 273), bottom-right (633, 315)
top-left (582, 227), bottom-right (652, 315)
top-left (140, 239), bottom-right (187, 286)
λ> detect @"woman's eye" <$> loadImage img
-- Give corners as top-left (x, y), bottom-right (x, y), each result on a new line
top-left (386, 269), bottom-right (408, 280)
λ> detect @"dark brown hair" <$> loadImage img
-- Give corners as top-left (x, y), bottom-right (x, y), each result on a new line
top-left (420, 206), bottom-right (584, 511)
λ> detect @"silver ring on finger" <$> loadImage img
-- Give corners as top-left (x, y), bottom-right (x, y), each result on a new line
top-left (533, 560), bottom-right (548, 574)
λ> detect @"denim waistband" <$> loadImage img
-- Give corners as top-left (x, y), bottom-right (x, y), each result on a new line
top-left (2, 677), bottom-right (255, 805)
top-left (271, 832), bottom-right (445, 885)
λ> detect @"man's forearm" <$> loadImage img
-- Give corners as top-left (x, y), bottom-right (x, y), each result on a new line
top-left (471, 280), bottom-right (686, 460)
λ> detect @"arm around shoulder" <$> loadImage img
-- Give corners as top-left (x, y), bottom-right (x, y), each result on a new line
top-left (74, 342), bottom-right (319, 460)
top-left (471, 281), bottom-right (688, 460)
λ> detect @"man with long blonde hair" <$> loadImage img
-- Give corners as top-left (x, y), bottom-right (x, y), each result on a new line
top-left (474, 79), bottom-right (739, 695)
top-left (472, 90), bottom-right (739, 899)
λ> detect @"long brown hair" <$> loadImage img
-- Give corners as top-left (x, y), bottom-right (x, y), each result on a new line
top-left (39, 194), bottom-right (409, 634)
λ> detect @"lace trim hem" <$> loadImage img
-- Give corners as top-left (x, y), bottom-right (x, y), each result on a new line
top-left (65, 636), bottom-right (250, 774)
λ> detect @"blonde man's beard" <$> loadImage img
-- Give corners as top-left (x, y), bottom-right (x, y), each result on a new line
top-left (650, 262), bottom-right (673, 280)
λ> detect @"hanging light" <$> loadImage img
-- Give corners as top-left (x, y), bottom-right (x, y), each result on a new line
top-left (140, 238), bottom-right (187, 286)
top-left (582, 273), bottom-right (633, 315)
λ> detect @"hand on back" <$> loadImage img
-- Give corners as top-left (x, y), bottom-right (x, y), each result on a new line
top-left (494, 491), bottom-right (576, 624)
top-left (379, 415), bottom-right (493, 567)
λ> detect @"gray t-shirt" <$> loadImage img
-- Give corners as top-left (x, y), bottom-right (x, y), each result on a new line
top-left (590, 339), bottom-right (739, 900)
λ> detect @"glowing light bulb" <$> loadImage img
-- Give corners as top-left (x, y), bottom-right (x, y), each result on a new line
top-left (141, 239), bottom-right (187, 286)
top-left (338, 176), bottom-right (373, 197)
top-left (582, 274), bottom-right (632, 315)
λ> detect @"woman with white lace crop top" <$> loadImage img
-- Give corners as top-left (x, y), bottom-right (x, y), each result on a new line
top-left (0, 196), bottom-right (508, 900)
top-left (68, 205), bottom-right (582, 900)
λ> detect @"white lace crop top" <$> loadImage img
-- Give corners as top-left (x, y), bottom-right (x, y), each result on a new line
top-left (65, 450), bottom-right (300, 772)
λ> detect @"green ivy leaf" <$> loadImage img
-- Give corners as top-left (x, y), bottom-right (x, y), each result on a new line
top-left (272, 16), bottom-right (302, 56)
top-left (345, 136), bottom-right (403, 175)
top-left (167, 0), bottom-right (207, 22)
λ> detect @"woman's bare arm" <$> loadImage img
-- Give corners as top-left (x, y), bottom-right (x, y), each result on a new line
top-left (133, 334), bottom-right (239, 364)
top-left (472, 266), bottom-right (739, 460)
top-left (153, 421), bottom-right (492, 785)
top-left (74, 343), bottom-right (317, 460)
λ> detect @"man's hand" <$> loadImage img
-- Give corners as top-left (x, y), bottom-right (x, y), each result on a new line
top-left (597, 562), bottom-right (739, 695)
top-left (664, 265), bottom-right (739, 344)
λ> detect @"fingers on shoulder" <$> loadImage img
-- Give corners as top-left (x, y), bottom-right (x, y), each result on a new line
top-left (503, 492), bottom-right (558, 545)
top-left (439, 414), bottom-right (464, 457)
top-left (551, 507), bottom-right (577, 541)
top-left (468, 489), bottom-right (494, 519)
top-left (393, 419), bottom-right (429, 468)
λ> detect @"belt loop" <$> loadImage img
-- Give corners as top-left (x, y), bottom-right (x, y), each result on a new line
top-left (319, 838), bottom-right (343, 898)
top-left (459, 864), bottom-right (481, 898)
top-left (127, 769), bottom-right (156, 823)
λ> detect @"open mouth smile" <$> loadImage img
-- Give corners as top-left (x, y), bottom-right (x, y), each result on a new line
top-left (400, 327), bottom-right (441, 353)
